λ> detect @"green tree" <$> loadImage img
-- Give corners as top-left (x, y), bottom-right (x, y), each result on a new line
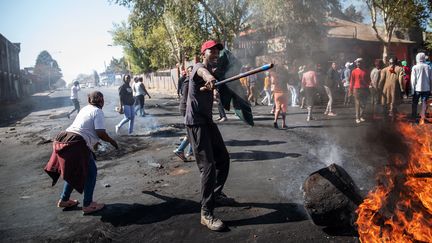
top-left (106, 57), bottom-right (129, 74)
top-left (110, 21), bottom-right (152, 73)
top-left (93, 70), bottom-right (100, 86)
top-left (197, 0), bottom-right (251, 47)
top-left (33, 50), bottom-right (62, 90)
top-left (424, 21), bottom-right (432, 51)
top-left (343, 4), bottom-right (364, 22)
top-left (111, 0), bottom-right (206, 71)
top-left (365, 0), bottom-right (432, 61)
top-left (110, 0), bottom-right (251, 71)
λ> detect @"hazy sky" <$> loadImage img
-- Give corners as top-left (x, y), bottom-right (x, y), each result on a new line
top-left (0, 0), bottom-right (130, 83)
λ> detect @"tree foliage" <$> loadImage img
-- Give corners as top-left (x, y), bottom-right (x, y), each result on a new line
top-left (343, 4), bottom-right (364, 22)
top-left (33, 50), bottom-right (62, 89)
top-left (365, 0), bottom-right (432, 60)
top-left (425, 21), bottom-right (432, 51)
top-left (106, 57), bottom-right (129, 74)
top-left (110, 0), bottom-right (252, 72)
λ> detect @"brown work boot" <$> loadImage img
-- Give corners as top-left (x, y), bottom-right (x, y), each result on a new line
top-left (200, 211), bottom-right (225, 231)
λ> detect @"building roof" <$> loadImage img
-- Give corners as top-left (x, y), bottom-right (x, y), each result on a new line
top-left (325, 18), bottom-right (415, 44)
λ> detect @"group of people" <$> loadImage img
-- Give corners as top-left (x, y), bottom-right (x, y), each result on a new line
top-left (260, 53), bottom-right (431, 127)
top-left (45, 40), bottom-right (235, 231)
top-left (45, 39), bottom-right (431, 233)
top-left (115, 74), bottom-right (151, 135)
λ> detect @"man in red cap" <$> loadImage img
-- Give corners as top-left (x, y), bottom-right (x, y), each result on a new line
top-left (185, 40), bottom-right (233, 231)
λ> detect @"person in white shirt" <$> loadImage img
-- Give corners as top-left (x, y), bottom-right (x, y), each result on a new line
top-left (132, 77), bottom-right (151, 116)
top-left (68, 81), bottom-right (81, 118)
top-left (47, 91), bottom-right (118, 215)
top-left (411, 52), bottom-right (432, 123)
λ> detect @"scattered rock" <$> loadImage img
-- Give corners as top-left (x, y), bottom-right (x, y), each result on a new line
top-left (148, 162), bottom-right (163, 169)
top-left (104, 184), bottom-right (111, 188)
top-left (303, 163), bottom-right (363, 227)
top-left (9, 128), bottom-right (16, 131)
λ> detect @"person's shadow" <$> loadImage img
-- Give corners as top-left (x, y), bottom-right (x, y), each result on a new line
top-left (92, 191), bottom-right (201, 227)
top-left (230, 150), bottom-right (302, 162)
top-left (90, 191), bottom-right (308, 228)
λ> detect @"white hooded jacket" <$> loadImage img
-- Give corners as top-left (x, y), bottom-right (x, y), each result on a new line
top-left (411, 53), bottom-right (432, 93)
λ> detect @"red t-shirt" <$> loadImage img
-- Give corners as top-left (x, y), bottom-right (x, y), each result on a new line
top-left (349, 68), bottom-right (369, 90)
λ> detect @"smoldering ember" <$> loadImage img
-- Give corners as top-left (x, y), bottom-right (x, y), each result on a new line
top-left (1, 0), bottom-right (432, 242)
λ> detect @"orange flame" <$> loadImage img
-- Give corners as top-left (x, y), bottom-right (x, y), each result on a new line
top-left (356, 122), bottom-right (432, 242)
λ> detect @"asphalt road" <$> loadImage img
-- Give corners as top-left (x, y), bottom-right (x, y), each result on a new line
top-left (0, 86), bottom-right (411, 242)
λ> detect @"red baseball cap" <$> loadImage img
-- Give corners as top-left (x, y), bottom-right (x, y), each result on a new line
top-left (200, 40), bottom-right (223, 54)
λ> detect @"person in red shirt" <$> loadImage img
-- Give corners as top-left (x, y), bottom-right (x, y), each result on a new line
top-left (349, 58), bottom-right (370, 123)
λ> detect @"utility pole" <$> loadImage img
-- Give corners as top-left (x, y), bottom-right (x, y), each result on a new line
top-left (48, 61), bottom-right (53, 90)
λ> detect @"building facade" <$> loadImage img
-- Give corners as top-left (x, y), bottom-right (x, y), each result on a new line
top-left (0, 34), bottom-right (22, 102)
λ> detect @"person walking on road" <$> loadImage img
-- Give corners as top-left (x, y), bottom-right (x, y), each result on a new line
top-left (261, 71), bottom-right (272, 106)
top-left (370, 59), bottom-right (383, 118)
top-left (174, 66), bottom-right (194, 161)
top-left (324, 62), bottom-right (338, 116)
top-left (68, 81), bottom-right (81, 118)
top-left (349, 58), bottom-right (370, 124)
top-left (133, 77), bottom-right (151, 117)
top-left (379, 57), bottom-right (404, 118)
top-left (301, 64), bottom-right (318, 121)
top-left (178, 69), bottom-right (187, 99)
top-left (186, 40), bottom-right (234, 231)
top-left (115, 74), bottom-right (136, 135)
top-left (271, 66), bottom-right (289, 128)
top-left (45, 91), bottom-right (118, 215)
top-left (411, 52), bottom-right (432, 124)
top-left (342, 62), bottom-right (352, 106)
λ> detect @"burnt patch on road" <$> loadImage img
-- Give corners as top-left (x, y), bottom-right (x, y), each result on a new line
top-left (95, 137), bottom-right (149, 160)
top-left (230, 150), bottom-right (302, 162)
top-left (132, 124), bottom-right (184, 138)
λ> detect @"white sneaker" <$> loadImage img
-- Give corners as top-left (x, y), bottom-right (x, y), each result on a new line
top-left (327, 112), bottom-right (337, 117)
top-left (115, 125), bottom-right (120, 134)
top-left (200, 212), bottom-right (225, 231)
top-left (219, 117), bottom-right (227, 122)
top-left (360, 117), bottom-right (365, 122)
top-left (356, 119), bottom-right (361, 124)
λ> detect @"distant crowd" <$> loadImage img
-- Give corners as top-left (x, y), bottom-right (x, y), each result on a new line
top-left (176, 52), bottom-right (432, 128)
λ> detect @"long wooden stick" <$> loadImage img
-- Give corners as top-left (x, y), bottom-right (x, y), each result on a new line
top-left (215, 63), bottom-right (274, 86)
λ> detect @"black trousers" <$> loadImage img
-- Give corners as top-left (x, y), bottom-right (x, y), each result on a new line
top-left (135, 95), bottom-right (144, 108)
top-left (186, 123), bottom-right (230, 214)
